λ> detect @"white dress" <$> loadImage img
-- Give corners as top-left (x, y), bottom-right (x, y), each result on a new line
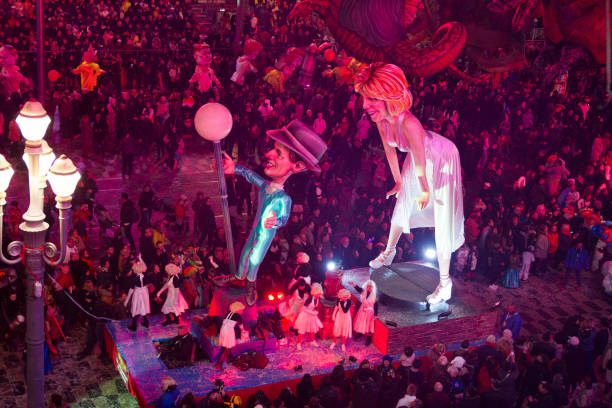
top-left (383, 112), bottom-right (465, 259)
top-left (219, 312), bottom-right (238, 348)
top-left (158, 275), bottom-right (189, 316)
top-left (125, 274), bottom-right (150, 317)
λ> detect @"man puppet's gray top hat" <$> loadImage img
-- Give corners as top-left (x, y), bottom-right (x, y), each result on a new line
top-left (266, 120), bottom-right (327, 173)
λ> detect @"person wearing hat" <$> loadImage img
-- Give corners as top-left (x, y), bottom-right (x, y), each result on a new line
top-left (294, 283), bottom-right (324, 350)
top-left (354, 63), bottom-right (464, 305)
top-left (349, 280), bottom-right (378, 346)
top-left (221, 119), bottom-right (327, 306)
top-left (330, 288), bottom-right (352, 352)
top-left (216, 301), bottom-right (245, 370)
top-left (156, 263), bottom-right (189, 326)
top-left (124, 258), bottom-right (151, 331)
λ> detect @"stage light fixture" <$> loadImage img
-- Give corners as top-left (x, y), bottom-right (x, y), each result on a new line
top-left (424, 248), bottom-right (436, 260)
top-left (276, 293), bottom-right (284, 300)
top-left (267, 294), bottom-right (275, 301)
top-left (326, 261), bottom-right (337, 271)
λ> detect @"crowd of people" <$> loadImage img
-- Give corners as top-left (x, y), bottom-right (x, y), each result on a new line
top-left (170, 312), bottom-right (612, 408)
top-left (1, 0), bottom-right (612, 406)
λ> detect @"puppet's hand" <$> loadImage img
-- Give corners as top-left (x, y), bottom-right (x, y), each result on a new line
top-left (216, 152), bottom-right (234, 174)
top-left (415, 191), bottom-right (430, 210)
top-left (263, 211), bottom-right (277, 230)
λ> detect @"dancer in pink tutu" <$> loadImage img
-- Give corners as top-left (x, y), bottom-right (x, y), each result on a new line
top-left (349, 280), bottom-right (377, 346)
top-left (330, 288), bottom-right (352, 352)
top-left (278, 277), bottom-right (310, 326)
top-left (156, 263), bottom-right (189, 326)
top-left (215, 302), bottom-right (245, 370)
top-left (294, 283), bottom-right (323, 350)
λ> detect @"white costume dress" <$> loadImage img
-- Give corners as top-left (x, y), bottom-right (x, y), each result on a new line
top-left (125, 273), bottom-right (150, 317)
top-left (219, 312), bottom-right (239, 348)
top-left (382, 112), bottom-right (464, 259)
top-left (353, 288), bottom-right (375, 334)
top-left (157, 275), bottom-right (189, 316)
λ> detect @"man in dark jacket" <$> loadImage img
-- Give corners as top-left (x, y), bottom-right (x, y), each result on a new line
top-left (120, 193), bottom-right (138, 249)
top-left (197, 197), bottom-right (216, 247)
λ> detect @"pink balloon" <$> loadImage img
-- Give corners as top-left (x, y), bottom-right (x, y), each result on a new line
top-left (194, 103), bottom-right (233, 141)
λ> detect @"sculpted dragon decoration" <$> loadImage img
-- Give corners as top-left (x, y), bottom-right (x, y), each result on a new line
top-left (289, 0), bottom-right (610, 77)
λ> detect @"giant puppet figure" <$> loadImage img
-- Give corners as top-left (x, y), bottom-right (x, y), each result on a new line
top-left (72, 45), bottom-right (104, 92)
top-left (0, 44), bottom-right (30, 98)
top-left (221, 120), bottom-right (327, 306)
top-left (190, 43), bottom-right (222, 93)
top-left (354, 63), bottom-right (464, 304)
top-left (230, 39), bottom-right (263, 86)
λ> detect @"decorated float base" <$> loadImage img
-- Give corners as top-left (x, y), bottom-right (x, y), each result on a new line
top-left (104, 262), bottom-right (496, 407)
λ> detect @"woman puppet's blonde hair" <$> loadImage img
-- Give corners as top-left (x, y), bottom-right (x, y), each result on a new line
top-left (354, 63), bottom-right (413, 116)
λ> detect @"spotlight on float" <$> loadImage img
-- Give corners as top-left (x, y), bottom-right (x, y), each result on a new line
top-left (326, 261), bottom-right (337, 272)
top-left (424, 248), bottom-right (437, 260)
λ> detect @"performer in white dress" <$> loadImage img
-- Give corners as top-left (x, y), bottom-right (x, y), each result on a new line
top-left (156, 263), bottom-right (189, 325)
top-left (354, 63), bottom-right (464, 304)
top-left (330, 289), bottom-right (352, 352)
top-left (215, 302), bottom-right (245, 370)
top-left (294, 283), bottom-right (323, 350)
top-left (349, 280), bottom-right (377, 345)
top-left (124, 259), bottom-right (151, 331)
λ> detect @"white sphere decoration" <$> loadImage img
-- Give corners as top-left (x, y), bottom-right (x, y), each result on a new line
top-left (194, 103), bottom-right (233, 142)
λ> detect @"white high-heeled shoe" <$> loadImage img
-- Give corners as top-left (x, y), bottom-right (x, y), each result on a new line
top-left (426, 280), bottom-right (453, 304)
top-left (369, 248), bottom-right (396, 269)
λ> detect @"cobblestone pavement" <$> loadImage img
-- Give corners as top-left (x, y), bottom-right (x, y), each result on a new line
top-left (1, 140), bottom-right (610, 406)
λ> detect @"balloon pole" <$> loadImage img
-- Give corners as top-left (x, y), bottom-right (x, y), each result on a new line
top-left (213, 141), bottom-right (237, 276)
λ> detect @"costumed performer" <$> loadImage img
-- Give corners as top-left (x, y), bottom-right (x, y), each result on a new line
top-left (72, 45), bottom-right (104, 92)
top-left (221, 120), bottom-right (327, 305)
top-left (231, 38), bottom-right (263, 86)
top-left (294, 282), bottom-right (323, 350)
top-left (124, 258), bottom-right (151, 331)
top-left (190, 43), bottom-right (222, 94)
top-left (289, 252), bottom-right (314, 287)
top-left (354, 63), bottom-right (464, 304)
top-left (156, 263), bottom-right (189, 326)
top-left (0, 44), bottom-right (30, 97)
top-left (349, 279), bottom-right (377, 345)
top-left (278, 277), bottom-right (310, 326)
top-left (330, 288), bottom-right (352, 352)
top-left (215, 301), bottom-right (245, 370)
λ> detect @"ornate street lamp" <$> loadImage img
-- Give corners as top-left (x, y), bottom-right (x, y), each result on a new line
top-left (0, 100), bottom-right (79, 408)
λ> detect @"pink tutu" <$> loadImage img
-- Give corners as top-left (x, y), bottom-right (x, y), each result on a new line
top-left (333, 309), bottom-right (352, 338)
top-left (295, 309), bottom-right (323, 335)
top-left (353, 307), bottom-right (375, 334)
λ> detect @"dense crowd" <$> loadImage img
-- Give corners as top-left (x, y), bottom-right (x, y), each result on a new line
top-left (1, 0), bottom-right (612, 407)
